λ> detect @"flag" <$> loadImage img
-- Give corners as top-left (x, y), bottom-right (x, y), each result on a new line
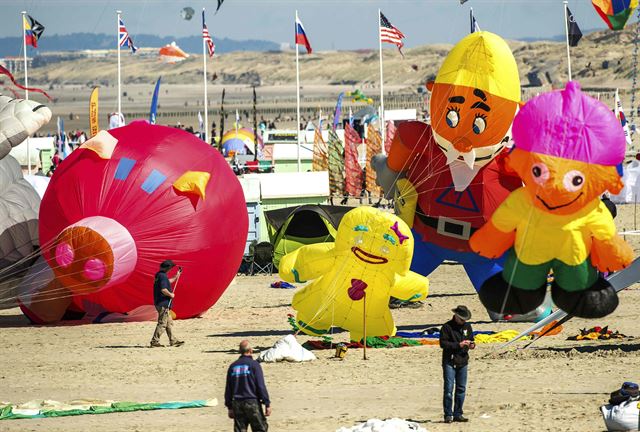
top-left (149, 76), bottom-right (161, 124)
top-left (365, 124), bottom-right (383, 197)
top-left (379, 12), bottom-right (405, 55)
top-left (215, 0), bottom-right (225, 13)
top-left (202, 10), bottom-right (215, 58)
top-left (24, 14), bottom-right (45, 48)
top-left (328, 130), bottom-right (345, 196)
top-left (333, 92), bottom-right (344, 130)
top-left (57, 117), bottom-right (71, 158)
top-left (566, 7), bottom-right (582, 47)
top-left (295, 15), bottom-right (312, 54)
top-left (198, 111), bottom-right (204, 136)
top-left (615, 89), bottom-right (633, 147)
top-left (349, 106), bottom-right (354, 127)
top-left (0, 65), bottom-right (52, 100)
top-left (89, 87), bottom-right (99, 137)
top-left (119, 18), bottom-right (137, 53)
top-left (470, 8), bottom-right (480, 33)
top-left (312, 127), bottom-right (328, 172)
top-left (384, 120), bottom-right (396, 154)
top-left (344, 123), bottom-right (363, 197)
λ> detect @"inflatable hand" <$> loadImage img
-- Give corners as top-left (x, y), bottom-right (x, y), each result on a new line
top-left (371, 154), bottom-right (403, 199)
top-left (283, 207), bottom-right (428, 341)
top-left (0, 95), bottom-right (52, 159)
top-left (469, 221), bottom-right (515, 259)
top-left (476, 82), bottom-right (633, 319)
top-left (591, 236), bottom-right (634, 273)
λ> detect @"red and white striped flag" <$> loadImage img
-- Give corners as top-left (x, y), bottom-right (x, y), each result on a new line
top-left (202, 10), bottom-right (215, 58)
top-left (379, 11), bottom-right (405, 56)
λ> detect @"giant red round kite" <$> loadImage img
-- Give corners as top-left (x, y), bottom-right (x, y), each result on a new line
top-left (20, 122), bottom-right (248, 323)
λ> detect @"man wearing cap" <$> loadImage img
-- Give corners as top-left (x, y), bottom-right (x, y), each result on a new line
top-left (439, 305), bottom-right (475, 423)
top-left (150, 260), bottom-right (184, 348)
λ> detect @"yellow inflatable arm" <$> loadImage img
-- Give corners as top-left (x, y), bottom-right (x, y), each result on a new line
top-left (278, 242), bottom-right (336, 283)
top-left (390, 271), bottom-right (429, 302)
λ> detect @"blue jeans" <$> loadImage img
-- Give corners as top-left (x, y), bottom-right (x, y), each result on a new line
top-left (443, 362), bottom-right (467, 418)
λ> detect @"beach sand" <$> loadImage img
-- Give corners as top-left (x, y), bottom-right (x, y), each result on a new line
top-left (1, 205), bottom-right (640, 432)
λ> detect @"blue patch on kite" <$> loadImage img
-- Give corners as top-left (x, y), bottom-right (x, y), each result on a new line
top-left (383, 233), bottom-right (397, 245)
top-left (114, 158), bottom-right (136, 180)
top-left (354, 225), bottom-right (369, 232)
top-left (141, 169), bottom-right (167, 194)
top-left (616, 163), bottom-right (624, 177)
top-left (435, 183), bottom-right (480, 213)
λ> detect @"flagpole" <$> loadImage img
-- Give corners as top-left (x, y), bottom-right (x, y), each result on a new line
top-left (21, 11), bottom-right (31, 174)
top-left (563, 1), bottom-right (572, 81)
top-left (378, 9), bottom-right (385, 151)
top-left (295, 10), bottom-right (302, 173)
top-left (202, 8), bottom-right (209, 144)
top-left (117, 10), bottom-right (122, 118)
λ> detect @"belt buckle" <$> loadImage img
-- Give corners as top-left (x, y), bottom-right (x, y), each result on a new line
top-left (436, 217), bottom-right (472, 240)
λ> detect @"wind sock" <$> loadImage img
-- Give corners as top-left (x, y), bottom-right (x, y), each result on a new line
top-left (149, 77), bottom-right (161, 125)
top-left (0, 65), bottom-right (52, 100)
top-left (89, 87), bottom-right (99, 137)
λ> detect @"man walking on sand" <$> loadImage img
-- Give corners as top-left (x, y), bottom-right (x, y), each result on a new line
top-left (439, 305), bottom-right (475, 424)
top-left (225, 340), bottom-right (271, 432)
top-left (150, 260), bottom-right (184, 348)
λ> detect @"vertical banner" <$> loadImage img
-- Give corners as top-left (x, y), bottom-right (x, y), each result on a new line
top-left (89, 86), bottom-right (99, 137)
top-left (149, 76), bottom-right (161, 125)
top-left (344, 123), bottom-right (363, 197)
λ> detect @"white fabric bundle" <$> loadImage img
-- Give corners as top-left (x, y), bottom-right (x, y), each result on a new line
top-left (336, 418), bottom-right (428, 432)
top-left (601, 397), bottom-right (640, 431)
top-left (257, 334), bottom-right (316, 363)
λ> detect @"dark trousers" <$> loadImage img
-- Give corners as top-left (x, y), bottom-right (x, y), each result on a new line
top-left (443, 362), bottom-right (467, 418)
top-left (232, 399), bottom-right (268, 432)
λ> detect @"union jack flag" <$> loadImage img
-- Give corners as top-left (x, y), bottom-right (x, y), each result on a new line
top-left (202, 11), bottom-right (215, 58)
top-left (118, 18), bottom-right (137, 53)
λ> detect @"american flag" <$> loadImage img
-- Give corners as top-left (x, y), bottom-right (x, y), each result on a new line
top-left (118, 18), bottom-right (137, 53)
top-left (202, 10), bottom-right (215, 58)
top-left (379, 12), bottom-right (405, 54)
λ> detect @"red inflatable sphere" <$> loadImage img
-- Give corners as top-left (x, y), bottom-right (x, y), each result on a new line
top-left (29, 122), bottom-right (247, 322)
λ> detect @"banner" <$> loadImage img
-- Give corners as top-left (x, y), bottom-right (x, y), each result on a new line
top-left (344, 123), bottom-right (363, 197)
top-left (149, 77), bottom-right (161, 125)
top-left (89, 87), bottom-right (99, 137)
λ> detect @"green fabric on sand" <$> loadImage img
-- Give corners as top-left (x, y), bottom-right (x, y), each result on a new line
top-left (0, 399), bottom-right (217, 420)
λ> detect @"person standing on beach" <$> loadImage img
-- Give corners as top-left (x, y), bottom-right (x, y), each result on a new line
top-left (225, 340), bottom-right (271, 432)
top-left (149, 260), bottom-right (184, 348)
top-left (439, 305), bottom-right (475, 423)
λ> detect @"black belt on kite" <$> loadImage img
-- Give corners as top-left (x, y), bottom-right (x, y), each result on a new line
top-left (415, 207), bottom-right (477, 241)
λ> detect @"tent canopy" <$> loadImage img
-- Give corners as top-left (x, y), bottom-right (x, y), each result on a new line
top-left (265, 205), bottom-right (354, 267)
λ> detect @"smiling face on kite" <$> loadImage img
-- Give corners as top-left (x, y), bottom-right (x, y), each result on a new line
top-left (334, 208), bottom-right (413, 278)
top-left (510, 81), bottom-right (625, 215)
top-left (507, 150), bottom-right (623, 215)
top-left (429, 31), bottom-right (521, 169)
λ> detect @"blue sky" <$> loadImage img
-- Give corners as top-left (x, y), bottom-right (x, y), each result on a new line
top-left (0, 0), bottom-right (624, 49)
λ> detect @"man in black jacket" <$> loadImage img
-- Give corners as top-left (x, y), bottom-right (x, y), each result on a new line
top-left (439, 305), bottom-right (475, 424)
top-left (225, 340), bottom-right (271, 432)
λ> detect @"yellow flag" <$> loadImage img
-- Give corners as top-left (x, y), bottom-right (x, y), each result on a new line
top-left (89, 87), bottom-right (99, 137)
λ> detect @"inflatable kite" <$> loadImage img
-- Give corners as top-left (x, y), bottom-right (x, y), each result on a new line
top-left (279, 207), bottom-right (429, 341)
top-left (0, 95), bottom-right (52, 158)
top-left (0, 95), bottom-right (50, 310)
top-left (159, 42), bottom-right (189, 63)
top-left (19, 122), bottom-right (248, 323)
top-left (470, 81), bottom-right (633, 319)
top-left (372, 32), bottom-right (532, 319)
top-left (221, 128), bottom-right (258, 156)
top-left (592, 0), bottom-right (638, 30)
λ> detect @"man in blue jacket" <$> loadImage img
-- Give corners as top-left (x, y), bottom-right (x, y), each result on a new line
top-left (225, 340), bottom-right (271, 432)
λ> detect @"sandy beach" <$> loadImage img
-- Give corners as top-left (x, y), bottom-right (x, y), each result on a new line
top-left (0, 204), bottom-right (639, 432)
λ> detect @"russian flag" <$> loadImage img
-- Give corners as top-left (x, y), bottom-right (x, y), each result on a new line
top-left (295, 16), bottom-right (312, 54)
